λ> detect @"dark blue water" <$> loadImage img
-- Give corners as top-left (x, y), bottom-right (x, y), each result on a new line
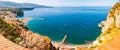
top-left (23, 7), bottom-right (111, 44)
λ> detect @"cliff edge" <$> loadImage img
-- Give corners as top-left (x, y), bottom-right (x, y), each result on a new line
top-left (88, 2), bottom-right (120, 50)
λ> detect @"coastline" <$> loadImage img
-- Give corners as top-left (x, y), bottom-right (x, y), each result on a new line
top-left (51, 40), bottom-right (91, 49)
top-left (52, 41), bottom-right (77, 49)
top-left (0, 2), bottom-right (119, 50)
top-left (22, 17), bottom-right (94, 49)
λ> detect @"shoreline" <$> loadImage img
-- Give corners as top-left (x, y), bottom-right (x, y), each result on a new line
top-left (21, 17), bottom-right (94, 49)
top-left (52, 41), bottom-right (77, 48)
top-left (51, 41), bottom-right (91, 48)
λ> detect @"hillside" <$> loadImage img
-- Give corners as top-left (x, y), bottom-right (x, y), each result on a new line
top-left (0, 1), bottom-right (52, 9)
top-left (0, 11), bottom-right (56, 50)
top-left (0, 8), bottom-right (24, 16)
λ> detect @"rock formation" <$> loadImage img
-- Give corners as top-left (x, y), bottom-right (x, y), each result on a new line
top-left (88, 2), bottom-right (120, 50)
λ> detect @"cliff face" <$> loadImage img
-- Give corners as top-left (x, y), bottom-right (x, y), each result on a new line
top-left (0, 11), bottom-right (55, 50)
top-left (89, 2), bottom-right (120, 50)
top-left (0, 8), bottom-right (24, 16)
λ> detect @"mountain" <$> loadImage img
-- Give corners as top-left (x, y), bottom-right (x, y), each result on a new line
top-left (0, 1), bottom-right (52, 9)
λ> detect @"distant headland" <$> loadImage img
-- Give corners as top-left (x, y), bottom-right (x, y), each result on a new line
top-left (0, 1), bottom-right (53, 10)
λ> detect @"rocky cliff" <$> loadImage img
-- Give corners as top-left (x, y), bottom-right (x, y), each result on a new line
top-left (0, 11), bottom-right (56, 50)
top-left (88, 2), bottom-right (120, 50)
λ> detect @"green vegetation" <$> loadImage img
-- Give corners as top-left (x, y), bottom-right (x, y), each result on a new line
top-left (0, 19), bottom-right (21, 43)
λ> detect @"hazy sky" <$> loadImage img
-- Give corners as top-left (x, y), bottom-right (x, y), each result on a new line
top-left (0, 0), bottom-right (118, 6)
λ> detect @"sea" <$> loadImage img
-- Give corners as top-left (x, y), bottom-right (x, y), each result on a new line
top-left (21, 7), bottom-right (111, 45)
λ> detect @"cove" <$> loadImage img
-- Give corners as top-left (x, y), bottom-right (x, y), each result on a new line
top-left (23, 7), bottom-right (111, 44)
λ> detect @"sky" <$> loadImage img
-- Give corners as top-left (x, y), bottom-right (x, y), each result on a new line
top-left (0, 0), bottom-right (118, 7)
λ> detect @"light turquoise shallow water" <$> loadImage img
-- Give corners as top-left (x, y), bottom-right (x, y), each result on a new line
top-left (22, 7), bottom-right (111, 44)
